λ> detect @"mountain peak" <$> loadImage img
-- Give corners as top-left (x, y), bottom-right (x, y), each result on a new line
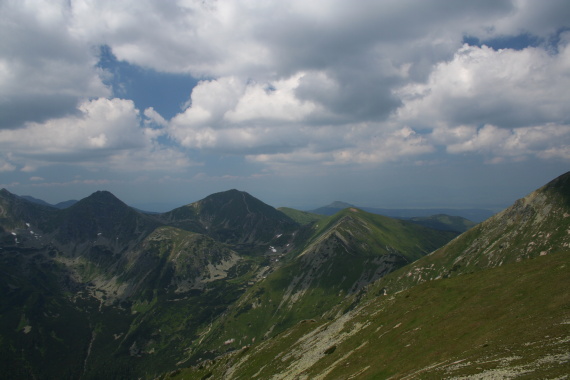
top-left (328, 201), bottom-right (354, 209)
top-left (309, 201), bottom-right (355, 216)
top-left (540, 170), bottom-right (570, 205)
top-left (543, 170), bottom-right (570, 188)
top-left (382, 170), bottom-right (570, 294)
top-left (70, 190), bottom-right (127, 209)
top-left (0, 188), bottom-right (17, 199)
top-left (161, 189), bottom-right (297, 249)
top-left (202, 188), bottom-right (252, 201)
top-left (89, 190), bottom-right (121, 201)
top-left (55, 190), bottom-right (160, 247)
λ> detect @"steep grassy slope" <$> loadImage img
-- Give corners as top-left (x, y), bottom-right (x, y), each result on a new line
top-left (278, 207), bottom-right (324, 225)
top-left (379, 171), bottom-right (570, 294)
top-left (310, 201), bottom-right (494, 223)
top-left (172, 172), bottom-right (570, 379)
top-left (183, 208), bottom-right (457, 363)
top-left (179, 251), bottom-right (569, 379)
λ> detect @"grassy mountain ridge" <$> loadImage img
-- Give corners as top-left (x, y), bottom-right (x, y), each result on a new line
top-left (310, 201), bottom-right (494, 223)
top-left (173, 172), bottom-right (570, 379)
top-left (277, 207), bottom-right (324, 225)
top-left (0, 188), bottom-right (305, 378)
top-left (179, 251), bottom-right (569, 379)
top-left (298, 208), bottom-right (458, 278)
top-left (377, 170), bottom-right (570, 295)
top-left (1, 173), bottom-right (568, 379)
top-left (183, 208), bottom-right (456, 363)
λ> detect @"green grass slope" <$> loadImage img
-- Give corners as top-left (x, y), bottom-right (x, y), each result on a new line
top-left (277, 207), bottom-right (324, 225)
top-left (79, 227), bottom-right (260, 378)
top-left (175, 250), bottom-right (570, 379)
top-left (182, 208), bottom-right (457, 364)
top-left (171, 172), bottom-right (570, 379)
top-left (379, 171), bottom-right (570, 294)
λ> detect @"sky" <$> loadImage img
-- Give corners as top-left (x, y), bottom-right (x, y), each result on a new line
top-left (1, 0), bottom-right (569, 212)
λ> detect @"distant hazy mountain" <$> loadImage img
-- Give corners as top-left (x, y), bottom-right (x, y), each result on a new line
top-left (19, 194), bottom-right (54, 207)
top-left (53, 199), bottom-right (77, 209)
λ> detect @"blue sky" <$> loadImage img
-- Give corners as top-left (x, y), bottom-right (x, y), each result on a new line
top-left (1, 1), bottom-right (569, 212)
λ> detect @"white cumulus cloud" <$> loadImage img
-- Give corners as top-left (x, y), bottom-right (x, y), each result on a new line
top-left (1, 0), bottom-right (570, 177)
top-left (0, 98), bottom-right (192, 172)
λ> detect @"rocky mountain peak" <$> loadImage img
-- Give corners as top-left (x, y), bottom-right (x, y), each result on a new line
top-left (55, 190), bottom-right (159, 248)
top-left (161, 189), bottom-right (297, 249)
top-left (72, 190), bottom-right (127, 208)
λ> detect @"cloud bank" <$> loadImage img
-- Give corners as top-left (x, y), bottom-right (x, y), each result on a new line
top-left (1, 0), bottom-right (569, 181)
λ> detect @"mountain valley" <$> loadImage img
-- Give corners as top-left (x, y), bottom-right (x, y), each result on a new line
top-left (0, 173), bottom-right (569, 379)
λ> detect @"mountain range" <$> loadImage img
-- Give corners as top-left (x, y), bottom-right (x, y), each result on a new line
top-left (309, 201), bottom-right (494, 223)
top-left (0, 172), bottom-right (568, 379)
top-left (19, 193), bottom-right (490, 227)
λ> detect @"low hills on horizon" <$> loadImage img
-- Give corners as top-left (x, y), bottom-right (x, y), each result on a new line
top-left (0, 171), bottom-right (568, 379)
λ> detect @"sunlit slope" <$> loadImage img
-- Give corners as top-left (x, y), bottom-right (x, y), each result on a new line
top-left (186, 208), bottom-right (456, 361)
top-left (181, 251), bottom-right (569, 379)
top-left (277, 207), bottom-right (324, 225)
top-left (174, 172), bottom-right (570, 379)
top-left (381, 171), bottom-right (570, 293)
